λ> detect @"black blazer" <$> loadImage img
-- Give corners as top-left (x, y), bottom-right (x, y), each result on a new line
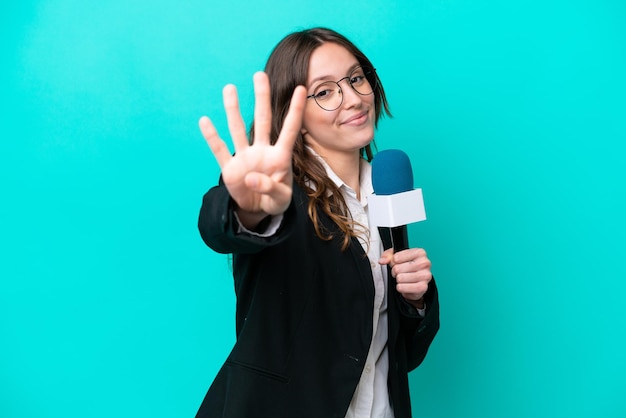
top-left (196, 180), bottom-right (439, 418)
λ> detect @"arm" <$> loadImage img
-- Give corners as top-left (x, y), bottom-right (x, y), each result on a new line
top-left (401, 279), bottom-right (440, 371)
top-left (197, 177), bottom-right (297, 254)
top-left (380, 248), bottom-right (441, 370)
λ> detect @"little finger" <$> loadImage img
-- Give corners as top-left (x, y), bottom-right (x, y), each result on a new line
top-left (199, 116), bottom-right (231, 169)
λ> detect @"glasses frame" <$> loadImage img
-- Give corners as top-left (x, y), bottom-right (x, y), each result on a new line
top-left (306, 66), bottom-right (377, 111)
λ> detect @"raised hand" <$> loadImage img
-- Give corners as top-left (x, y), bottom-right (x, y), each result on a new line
top-left (199, 72), bottom-right (307, 229)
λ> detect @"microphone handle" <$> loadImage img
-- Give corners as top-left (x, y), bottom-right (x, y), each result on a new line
top-left (379, 225), bottom-right (409, 252)
top-left (391, 225), bottom-right (409, 252)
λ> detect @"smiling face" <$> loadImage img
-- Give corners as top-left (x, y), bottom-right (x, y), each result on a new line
top-left (301, 42), bottom-right (376, 163)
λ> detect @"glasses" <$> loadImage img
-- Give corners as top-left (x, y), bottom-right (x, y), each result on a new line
top-left (306, 66), bottom-right (376, 111)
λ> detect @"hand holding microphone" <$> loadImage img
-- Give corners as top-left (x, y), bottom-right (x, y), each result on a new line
top-left (369, 150), bottom-right (433, 308)
top-left (379, 248), bottom-right (432, 308)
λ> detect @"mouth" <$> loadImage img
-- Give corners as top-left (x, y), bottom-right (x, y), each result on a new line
top-left (341, 111), bottom-right (369, 126)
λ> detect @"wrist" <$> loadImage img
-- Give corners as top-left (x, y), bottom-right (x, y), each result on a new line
top-left (230, 198), bottom-right (267, 228)
top-left (235, 209), bottom-right (270, 230)
top-left (409, 297), bottom-right (425, 310)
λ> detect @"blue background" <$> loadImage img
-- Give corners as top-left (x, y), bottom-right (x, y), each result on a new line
top-left (2, 1), bottom-right (625, 417)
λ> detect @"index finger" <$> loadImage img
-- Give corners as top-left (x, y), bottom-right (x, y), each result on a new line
top-left (274, 85), bottom-right (307, 151)
top-left (394, 248), bottom-right (427, 264)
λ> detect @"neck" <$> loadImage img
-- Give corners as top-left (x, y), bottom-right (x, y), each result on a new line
top-left (323, 151), bottom-right (362, 197)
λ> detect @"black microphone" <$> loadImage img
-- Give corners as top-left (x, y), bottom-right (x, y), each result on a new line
top-left (369, 150), bottom-right (426, 251)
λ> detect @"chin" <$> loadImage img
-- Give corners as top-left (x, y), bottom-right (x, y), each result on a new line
top-left (354, 135), bottom-right (374, 151)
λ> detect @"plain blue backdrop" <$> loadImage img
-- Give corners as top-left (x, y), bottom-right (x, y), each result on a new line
top-left (2, 1), bottom-right (625, 417)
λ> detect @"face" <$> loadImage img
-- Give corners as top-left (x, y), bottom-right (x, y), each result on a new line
top-left (301, 42), bottom-right (376, 162)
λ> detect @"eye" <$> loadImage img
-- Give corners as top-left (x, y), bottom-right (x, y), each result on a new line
top-left (350, 68), bottom-right (368, 86)
top-left (313, 82), bottom-right (337, 101)
top-left (315, 89), bottom-right (331, 99)
top-left (350, 74), bottom-right (366, 85)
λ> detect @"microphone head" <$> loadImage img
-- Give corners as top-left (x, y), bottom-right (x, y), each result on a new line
top-left (372, 149), bottom-right (414, 195)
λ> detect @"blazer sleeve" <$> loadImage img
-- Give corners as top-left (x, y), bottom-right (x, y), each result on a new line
top-left (197, 179), bottom-right (297, 255)
top-left (397, 278), bottom-right (441, 371)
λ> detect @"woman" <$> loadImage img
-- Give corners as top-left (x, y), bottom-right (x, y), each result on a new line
top-left (196, 27), bottom-right (439, 418)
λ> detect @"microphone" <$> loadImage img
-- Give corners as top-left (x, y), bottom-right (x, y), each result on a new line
top-left (368, 150), bottom-right (426, 251)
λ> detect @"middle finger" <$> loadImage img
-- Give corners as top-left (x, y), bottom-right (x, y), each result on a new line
top-left (253, 72), bottom-right (272, 146)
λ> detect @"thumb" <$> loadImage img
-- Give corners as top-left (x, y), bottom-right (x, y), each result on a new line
top-left (379, 248), bottom-right (395, 265)
top-left (244, 172), bottom-right (271, 192)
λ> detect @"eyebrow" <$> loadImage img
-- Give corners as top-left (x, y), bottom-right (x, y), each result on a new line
top-left (308, 63), bottom-right (362, 87)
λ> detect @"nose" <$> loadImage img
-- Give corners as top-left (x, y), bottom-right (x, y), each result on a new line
top-left (338, 78), bottom-right (363, 108)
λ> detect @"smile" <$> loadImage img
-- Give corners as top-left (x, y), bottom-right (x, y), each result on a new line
top-left (341, 111), bottom-right (369, 126)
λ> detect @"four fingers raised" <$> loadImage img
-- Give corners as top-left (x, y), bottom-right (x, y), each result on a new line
top-left (199, 72), bottom-right (306, 160)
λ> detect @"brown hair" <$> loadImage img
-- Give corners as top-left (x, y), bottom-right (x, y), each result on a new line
top-left (252, 27), bottom-right (392, 250)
